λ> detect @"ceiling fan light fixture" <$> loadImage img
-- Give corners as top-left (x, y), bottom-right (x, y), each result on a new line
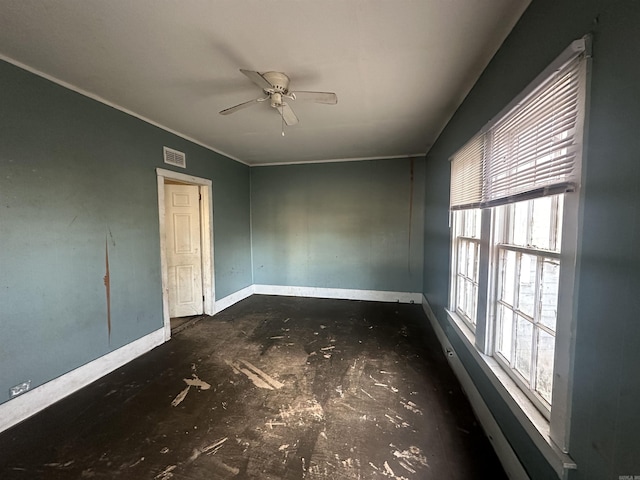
top-left (270, 92), bottom-right (283, 108)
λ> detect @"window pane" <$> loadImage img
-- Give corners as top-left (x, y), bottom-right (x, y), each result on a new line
top-left (462, 210), bottom-right (480, 238)
top-left (466, 241), bottom-right (476, 278)
top-left (473, 209), bottom-right (481, 238)
top-left (474, 242), bottom-right (480, 278)
top-left (464, 210), bottom-right (473, 236)
top-left (500, 250), bottom-right (516, 306)
top-left (535, 328), bottom-right (555, 404)
top-left (471, 284), bottom-right (478, 326)
top-left (461, 209), bottom-right (481, 238)
top-left (457, 241), bottom-right (467, 276)
top-left (459, 281), bottom-right (477, 326)
top-left (531, 196), bottom-right (552, 250)
top-left (515, 315), bottom-right (533, 381)
top-left (512, 201), bottom-right (528, 246)
top-left (461, 210), bottom-right (468, 235)
top-left (463, 210), bottom-right (469, 232)
top-left (540, 258), bottom-right (560, 331)
top-left (464, 280), bottom-right (474, 317)
top-left (555, 195), bottom-right (564, 250)
top-left (456, 276), bottom-right (466, 312)
top-left (496, 304), bottom-right (513, 359)
top-left (517, 253), bottom-right (536, 318)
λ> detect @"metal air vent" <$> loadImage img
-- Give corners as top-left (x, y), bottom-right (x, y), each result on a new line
top-left (163, 146), bottom-right (186, 168)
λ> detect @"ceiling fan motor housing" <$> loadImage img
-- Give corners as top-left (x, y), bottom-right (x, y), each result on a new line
top-left (262, 71), bottom-right (290, 94)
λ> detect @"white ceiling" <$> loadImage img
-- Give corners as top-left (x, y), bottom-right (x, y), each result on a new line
top-left (0, 0), bottom-right (530, 166)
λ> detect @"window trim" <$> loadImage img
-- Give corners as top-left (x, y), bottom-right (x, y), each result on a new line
top-left (548, 188), bottom-right (583, 451)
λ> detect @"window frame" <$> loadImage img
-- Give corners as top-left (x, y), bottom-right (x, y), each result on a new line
top-left (491, 195), bottom-right (564, 419)
top-left (446, 37), bottom-right (590, 458)
top-left (450, 208), bottom-right (483, 331)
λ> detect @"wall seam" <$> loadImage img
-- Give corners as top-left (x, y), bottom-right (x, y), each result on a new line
top-left (249, 167), bottom-right (255, 285)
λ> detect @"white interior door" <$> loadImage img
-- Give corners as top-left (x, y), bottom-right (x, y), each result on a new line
top-left (165, 184), bottom-right (204, 317)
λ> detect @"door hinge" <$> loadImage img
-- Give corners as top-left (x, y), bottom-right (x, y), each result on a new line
top-left (203, 295), bottom-right (205, 301)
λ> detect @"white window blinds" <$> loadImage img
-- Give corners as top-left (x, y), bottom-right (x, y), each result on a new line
top-left (449, 134), bottom-right (485, 209)
top-left (450, 39), bottom-right (586, 210)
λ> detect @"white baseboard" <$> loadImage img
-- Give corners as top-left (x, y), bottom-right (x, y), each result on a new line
top-left (0, 289), bottom-right (420, 435)
top-left (0, 328), bottom-right (165, 434)
top-left (215, 284), bottom-right (423, 313)
top-left (253, 284), bottom-right (422, 304)
top-left (215, 285), bottom-right (255, 313)
top-left (421, 296), bottom-right (530, 480)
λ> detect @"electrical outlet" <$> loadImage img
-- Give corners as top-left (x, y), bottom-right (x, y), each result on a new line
top-left (10, 381), bottom-right (31, 398)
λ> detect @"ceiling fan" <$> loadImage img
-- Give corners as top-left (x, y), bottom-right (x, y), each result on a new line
top-left (219, 69), bottom-right (337, 127)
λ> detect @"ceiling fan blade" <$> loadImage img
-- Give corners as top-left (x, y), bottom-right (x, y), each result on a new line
top-left (240, 69), bottom-right (274, 90)
top-left (219, 98), bottom-right (263, 115)
top-left (276, 103), bottom-right (299, 126)
top-left (290, 91), bottom-right (338, 104)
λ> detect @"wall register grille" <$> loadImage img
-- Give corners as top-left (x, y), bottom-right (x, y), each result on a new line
top-left (163, 146), bottom-right (186, 168)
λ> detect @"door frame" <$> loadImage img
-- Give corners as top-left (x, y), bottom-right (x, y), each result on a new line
top-left (156, 168), bottom-right (215, 340)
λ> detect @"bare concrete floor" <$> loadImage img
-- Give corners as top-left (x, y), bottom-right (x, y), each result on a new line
top-left (0, 295), bottom-right (506, 479)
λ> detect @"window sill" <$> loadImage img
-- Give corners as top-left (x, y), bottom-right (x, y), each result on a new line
top-left (445, 309), bottom-right (577, 479)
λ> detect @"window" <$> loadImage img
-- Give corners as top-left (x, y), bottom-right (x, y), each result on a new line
top-left (494, 195), bottom-right (563, 412)
top-left (447, 37), bottom-right (587, 437)
top-left (451, 208), bottom-right (482, 330)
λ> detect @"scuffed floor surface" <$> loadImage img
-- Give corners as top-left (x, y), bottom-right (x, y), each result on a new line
top-left (0, 295), bottom-right (507, 479)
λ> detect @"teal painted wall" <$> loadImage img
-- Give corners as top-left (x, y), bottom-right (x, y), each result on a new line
top-left (251, 158), bottom-right (424, 293)
top-left (422, 1), bottom-right (640, 478)
top-left (0, 60), bottom-right (252, 405)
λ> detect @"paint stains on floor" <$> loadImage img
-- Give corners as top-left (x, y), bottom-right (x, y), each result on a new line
top-left (225, 359), bottom-right (284, 390)
top-left (0, 295), bottom-right (506, 479)
top-left (171, 366), bottom-right (211, 407)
